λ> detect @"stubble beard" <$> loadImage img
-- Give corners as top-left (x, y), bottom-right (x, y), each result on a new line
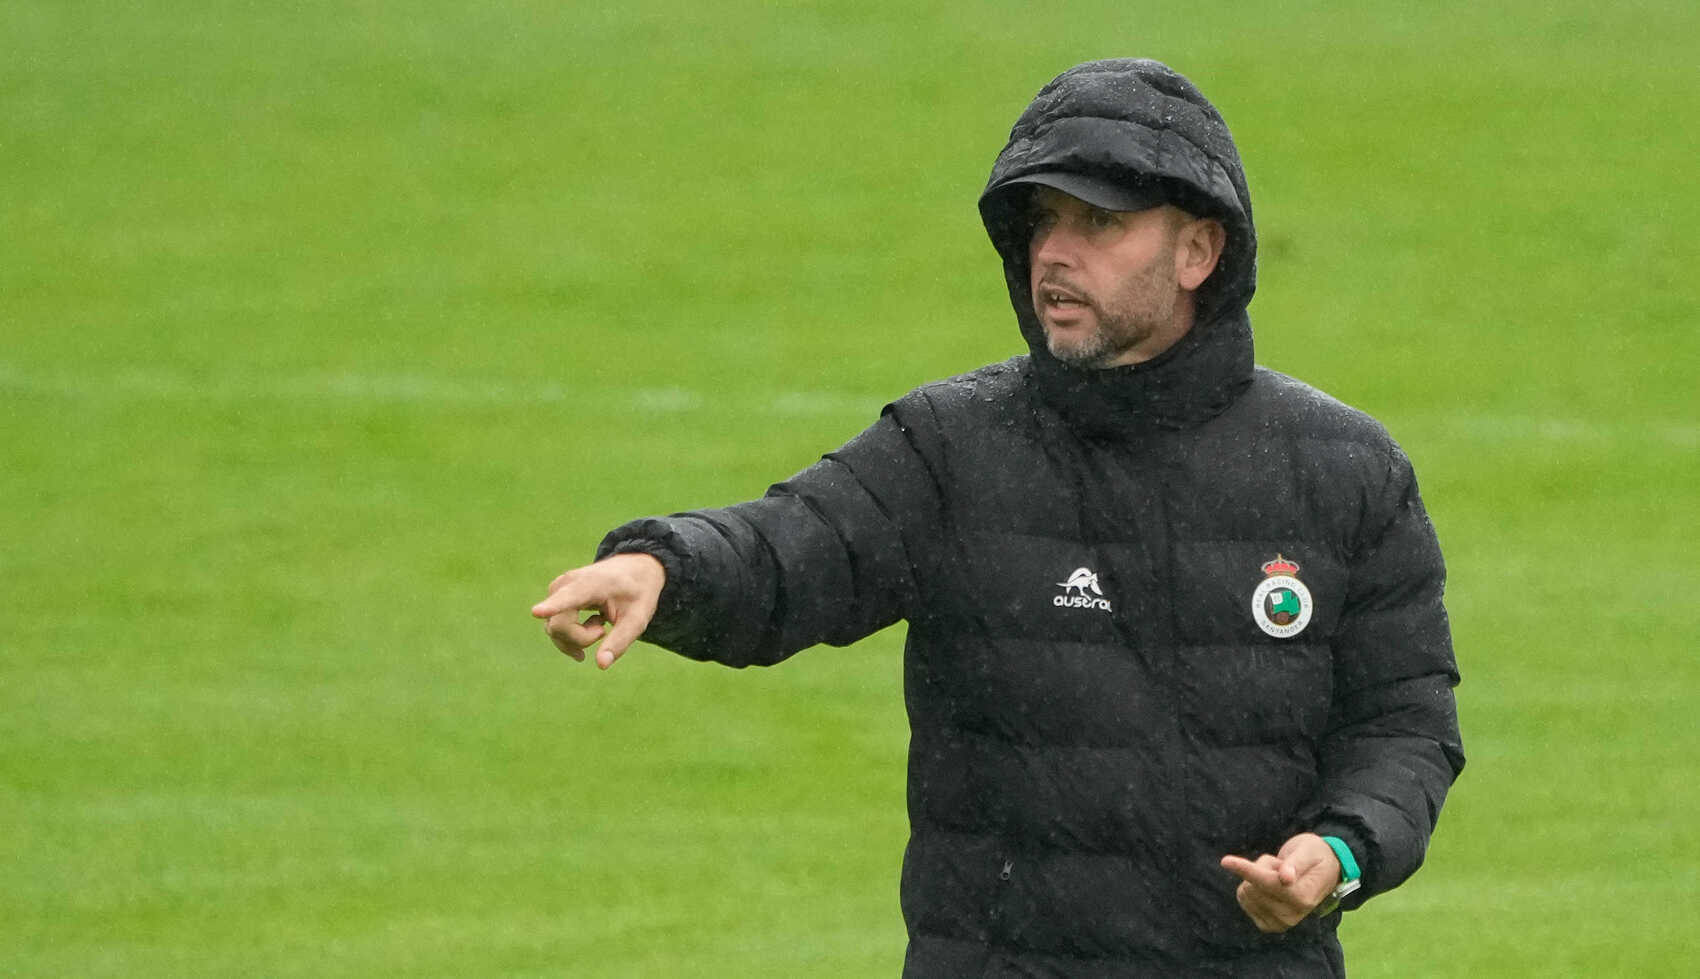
top-left (1041, 245), bottom-right (1179, 370)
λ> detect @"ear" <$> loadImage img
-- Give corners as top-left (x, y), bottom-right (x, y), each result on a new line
top-left (1175, 217), bottom-right (1227, 292)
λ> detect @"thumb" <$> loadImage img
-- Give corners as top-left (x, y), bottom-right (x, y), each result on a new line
top-left (594, 604), bottom-right (653, 670)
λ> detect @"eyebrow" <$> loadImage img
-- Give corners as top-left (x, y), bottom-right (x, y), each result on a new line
top-left (1026, 193), bottom-right (1073, 217)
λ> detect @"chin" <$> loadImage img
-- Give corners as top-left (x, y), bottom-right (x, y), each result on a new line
top-left (1046, 337), bottom-right (1111, 369)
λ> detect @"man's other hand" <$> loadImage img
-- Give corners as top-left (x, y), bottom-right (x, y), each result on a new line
top-left (530, 553), bottom-right (666, 669)
top-left (1219, 833), bottom-right (1342, 933)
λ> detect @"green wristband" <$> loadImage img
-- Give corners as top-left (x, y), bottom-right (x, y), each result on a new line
top-left (1320, 835), bottom-right (1361, 883)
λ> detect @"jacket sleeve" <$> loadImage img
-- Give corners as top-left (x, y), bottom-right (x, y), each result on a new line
top-left (1299, 441), bottom-right (1465, 909)
top-left (594, 391), bottom-right (946, 667)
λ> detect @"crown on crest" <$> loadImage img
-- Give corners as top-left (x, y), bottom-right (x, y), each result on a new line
top-left (1261, 554), bottom-right (1300, 577)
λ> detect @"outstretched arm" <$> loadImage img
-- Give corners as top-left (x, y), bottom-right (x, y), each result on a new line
top-left (532, 391), bottom-right (948, 669)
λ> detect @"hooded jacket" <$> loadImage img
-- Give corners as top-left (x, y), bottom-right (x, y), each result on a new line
top-left (599, 59), bottom-right (1463, 977)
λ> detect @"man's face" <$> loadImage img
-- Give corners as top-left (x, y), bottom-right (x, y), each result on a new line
top-left (1026, 185), bottom-right (1189, 369)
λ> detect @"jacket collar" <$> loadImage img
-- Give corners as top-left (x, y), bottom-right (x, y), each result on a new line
top-left (1030, 320), bottom-right (1255, 437)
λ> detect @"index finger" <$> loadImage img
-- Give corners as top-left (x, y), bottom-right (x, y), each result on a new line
top-left (1220, 854), bottom-right (1287, 891)
top-left (532, 579), bottom-right (595, 619)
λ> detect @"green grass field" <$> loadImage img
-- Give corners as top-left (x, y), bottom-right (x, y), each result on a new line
top-left (5, 1), bottom-right (1697, 975)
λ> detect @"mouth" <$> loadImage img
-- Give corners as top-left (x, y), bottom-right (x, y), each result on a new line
top-left (1037, 284), bottom-right (1092, 319)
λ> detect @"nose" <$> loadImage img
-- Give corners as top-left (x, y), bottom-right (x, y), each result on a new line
top-left (1030, 222), bottom-right (1078, 271)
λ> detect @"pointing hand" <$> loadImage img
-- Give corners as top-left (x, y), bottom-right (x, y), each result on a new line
top-left (531, 553), bottom-right (666, 669)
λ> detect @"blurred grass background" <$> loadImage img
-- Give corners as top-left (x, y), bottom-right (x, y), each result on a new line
top-left (3, 1), bottom-right (1697, 975)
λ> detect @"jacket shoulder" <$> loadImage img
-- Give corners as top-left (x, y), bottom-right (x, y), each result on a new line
top-left (1242, 367), bottom-right (1399, 455)
top-left (901, 356), bottom-right (1031, 418)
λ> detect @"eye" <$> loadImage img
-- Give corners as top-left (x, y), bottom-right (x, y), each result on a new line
top-left (1086, 207), bottom-right (1121, 230)
top-left (1027, 208), bottom-right (1058, 237)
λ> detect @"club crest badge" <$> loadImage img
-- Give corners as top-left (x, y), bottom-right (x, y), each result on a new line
top-left (1251, 554), bottom-right (1313, 639)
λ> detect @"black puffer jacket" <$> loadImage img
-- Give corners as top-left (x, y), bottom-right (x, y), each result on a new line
top-left (600, 59), bottom-right (1463, 977)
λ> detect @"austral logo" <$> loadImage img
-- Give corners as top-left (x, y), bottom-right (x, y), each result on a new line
top-left (1251, 554), bottom-right (1313, 639)
top-left (1054, 567), bottom-right (1113, 613)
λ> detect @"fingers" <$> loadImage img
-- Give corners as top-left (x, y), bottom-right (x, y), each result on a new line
top-left (551, 613), bottom-right (605, 647)
top-left (533, 557), bottom-right (655, 620)
top-left (1222, 853), bottom-right (1307, 934)
top-left (1220, 854), bottom-right (1287, 891)
top-left (544, 612), bottom-right (606, 661)
top-left (531, 570), bottom-right (607, 661)
top-left (1235, 880), bottom-right (1301, 933)
top-left (546, 626), bottom-right (586, 661)
top-left (540, 597), bottom-right (654, 671)
top-left (532, 580), bottom-right (590, 619)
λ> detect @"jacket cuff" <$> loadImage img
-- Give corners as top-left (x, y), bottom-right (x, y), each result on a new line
top-left (595, 517), bottom-right (734, 658)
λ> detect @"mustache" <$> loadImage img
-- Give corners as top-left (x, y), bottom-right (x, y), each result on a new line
top-left (1034, 277), bottom-right (1091, 304)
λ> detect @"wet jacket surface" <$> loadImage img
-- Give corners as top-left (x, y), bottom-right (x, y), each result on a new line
top-left (599, 60), bottom-right (1463, 977)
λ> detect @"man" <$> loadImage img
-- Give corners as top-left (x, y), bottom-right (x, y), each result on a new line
top-left (534, 58), bottom-right (1463, 976)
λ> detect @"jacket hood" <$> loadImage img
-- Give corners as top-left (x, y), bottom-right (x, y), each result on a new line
top-left (979, 59), bottom-right (1258, 435)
